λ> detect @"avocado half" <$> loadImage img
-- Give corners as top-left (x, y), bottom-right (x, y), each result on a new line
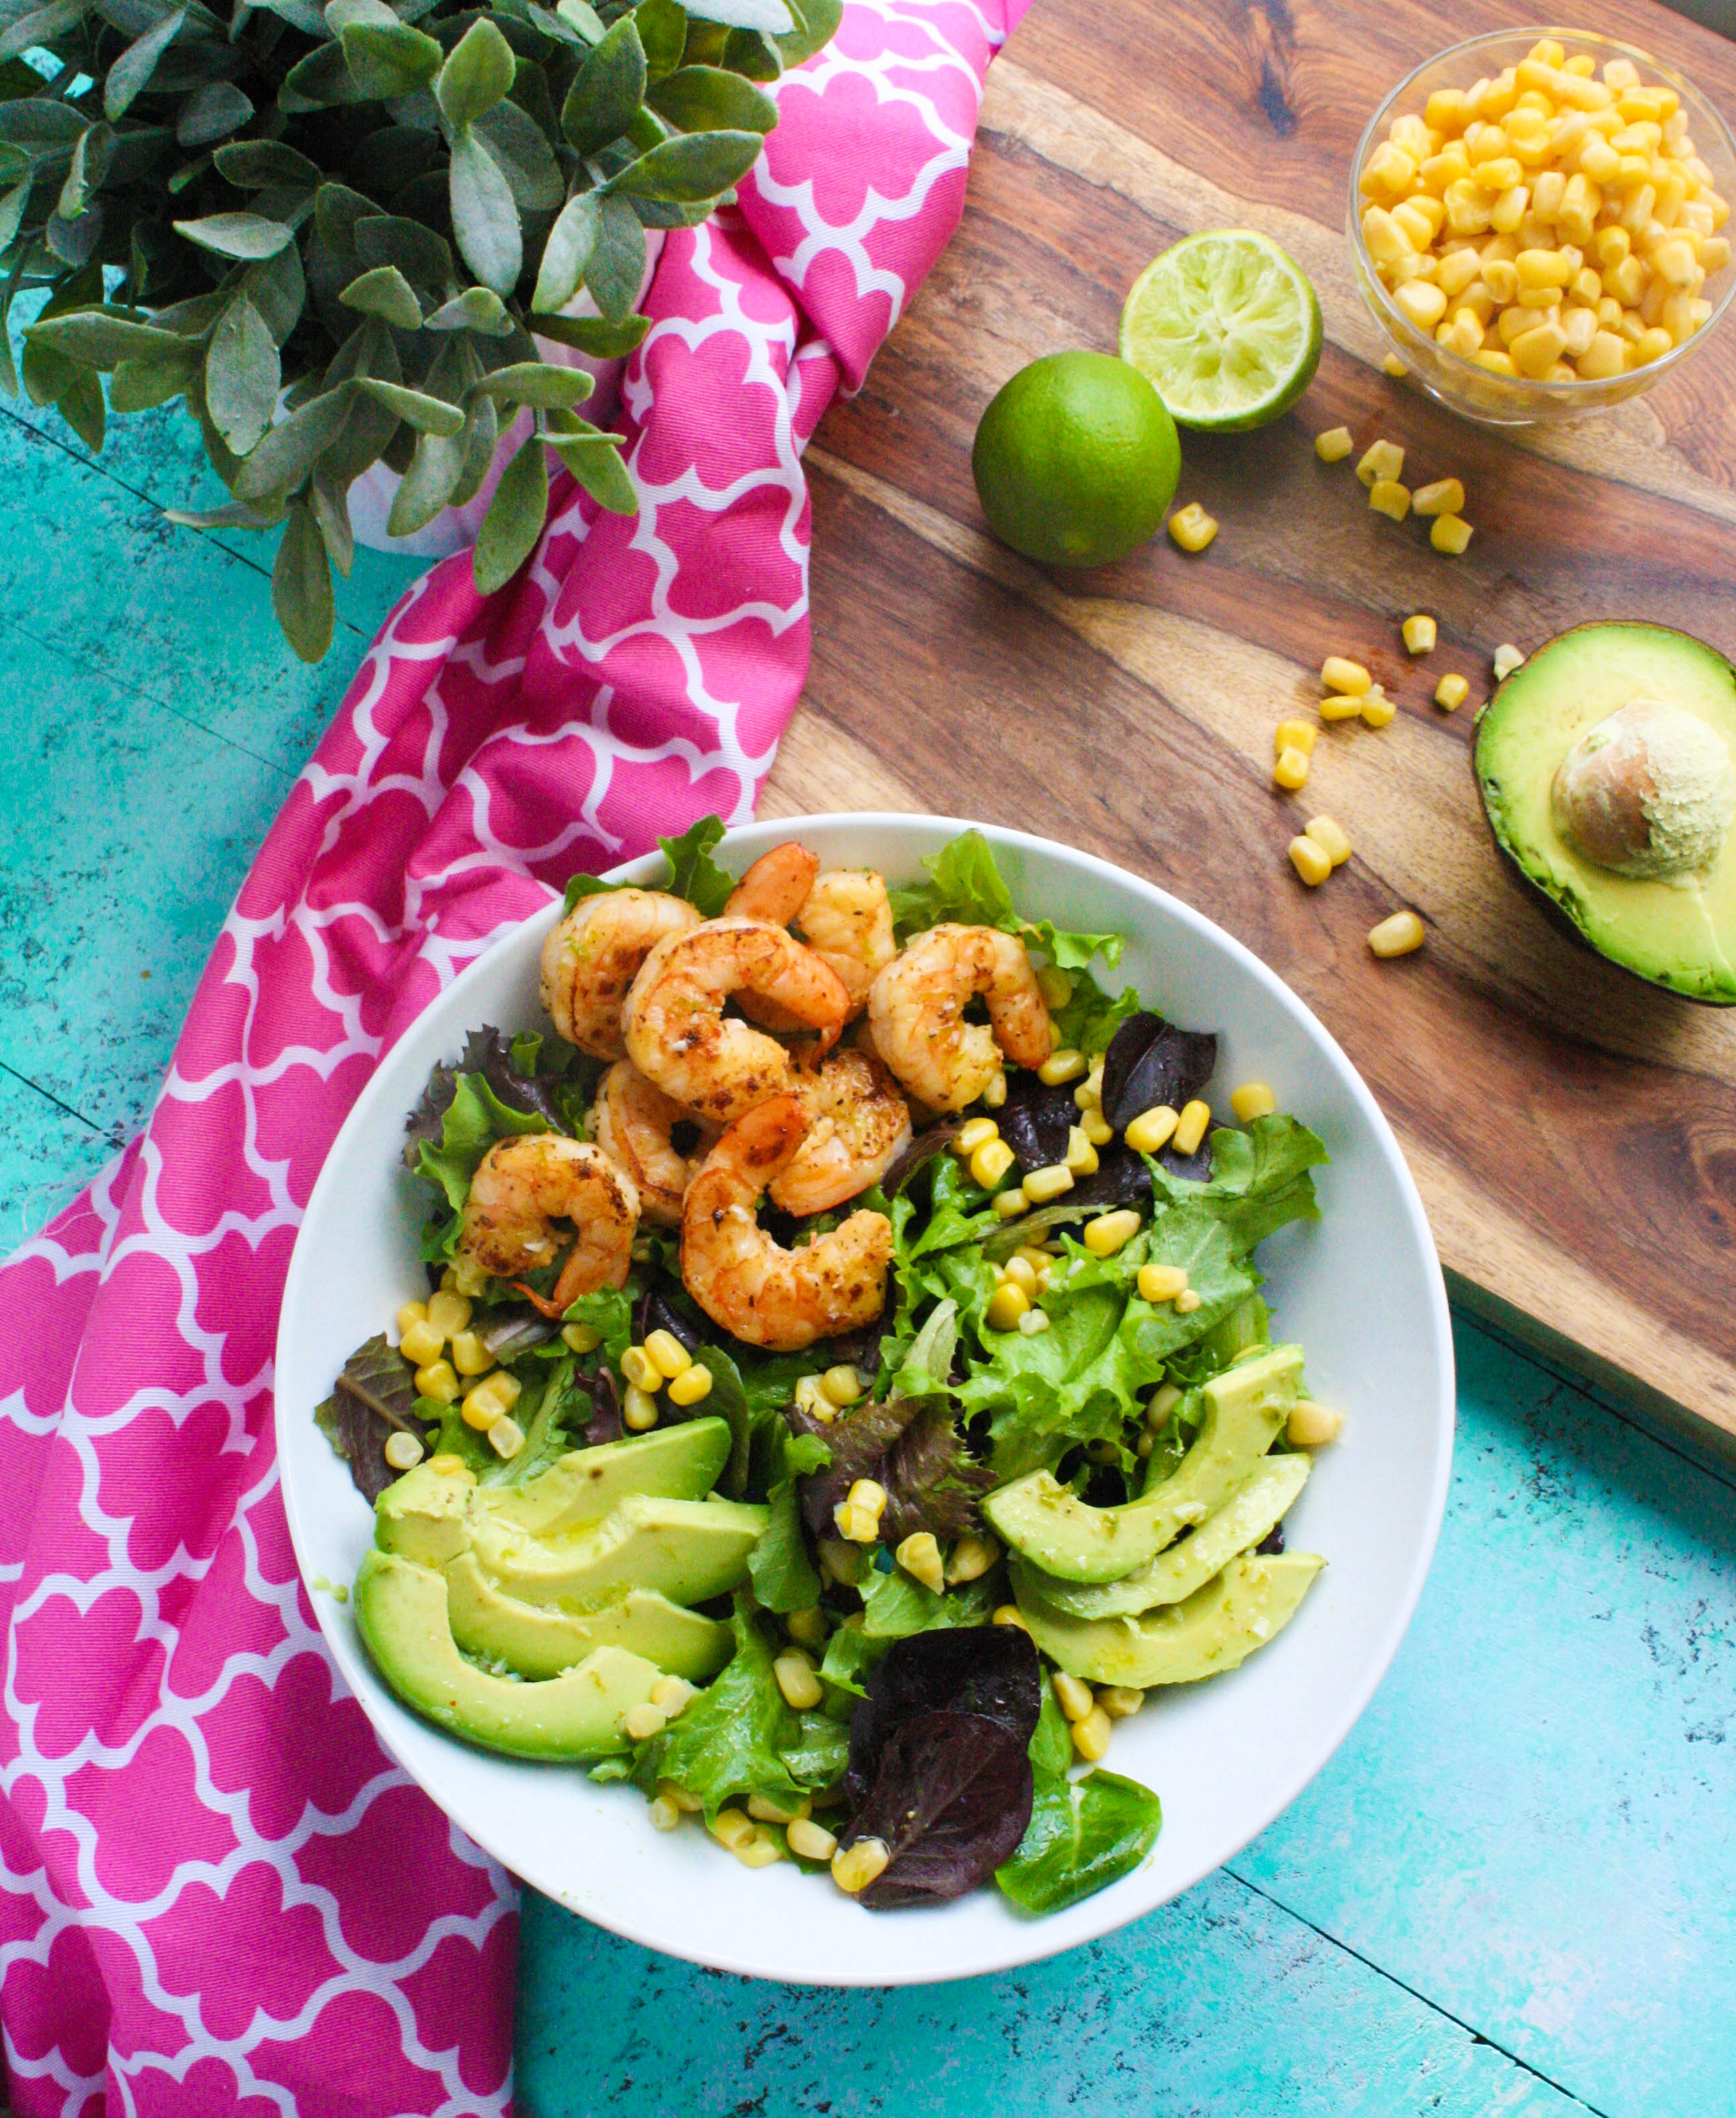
top-left (1473, 622), bottom-right (1736, 1004)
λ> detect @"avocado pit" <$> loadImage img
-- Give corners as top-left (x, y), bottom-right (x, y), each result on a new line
top-left (1550, 696), bottom-right (1736, 881)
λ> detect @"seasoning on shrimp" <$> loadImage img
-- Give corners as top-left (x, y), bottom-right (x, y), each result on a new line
top-left (540, 890), bottom-right (699, 1061)
top-left (681, 1095), bottom-right (892, 1350)
top-left (796, 869), bottom-right (897, 1009)
top-left (867, 924), bottom-right (1052, 1112)
top-left (590, 1060), bottom-right (715, 1230)
top-left (457, 1135), bottom-right (640, 1314)
top-left (623, 917), bottom-right (853, 1124)
top-left (726, 841), bottom-right (821, 925)
top-left (768, 1046), bottom-right (912, 1217)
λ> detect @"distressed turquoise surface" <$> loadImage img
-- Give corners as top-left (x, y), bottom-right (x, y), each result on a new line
top-left (4, 382), bottom-right (1734, 2118)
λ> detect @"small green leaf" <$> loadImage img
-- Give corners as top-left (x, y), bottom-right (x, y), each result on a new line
top-left (0, 0), bottom-right (90, 65)
top-left (242, 243), bottom-right (307, 346)
top-left (448, 127), bottom-right (521, 296)
top-left (560, 13), bottom-right (645, 155)
top-left (204, 293), bottom-right (279, 455)
top-left (530, 188), bottom-right (598, 314)
top-left (47, 204), bottom-right (103, 267)
top-left (232, 383), bottom-right (352, 500)
top-left (721, 28), bottom-right (782, 82)
top-left (166, 496), bottom-right (289, 529)
top-left (273, 499), bottom-right (335, 662)
top-left (425, 285), bottom-right (513, 335)
top-left (647, 65), bottom-right (776, 133)
top-left (111, 342), bottom-right (195, 411)
top-left (58, 122), bottom-right (113, 221)
top-left (315, 182), bottom-right (378, 261)
top-left (357, 375), bottom-right (465, 434)
top-left (338, 18), bottom-right (443, 99)
top-left (55, 363), bottom-right (104, 449)
top-left (555, 0), bottom-right (605, 40)
top-left (173, 211), bottom-right (293, 260)
top-left (607, 129), bottom-right (761, 204)
top-left (214, 139), bottom-right (322, 190)
top-left (550, 427), bottom-right (635, 514)
top-left (24, 308), bottom-right (187, 369)
top-left (386, 427), bottom-right (463, 536)
top-left (448, 390), bottom-right (499, 508)
top-left (435, 15), bottom-right (516, 130)
top-left (469, 359), bottom-right (593, 409)
top-left (0, 98), bottom-right (84, 150)
top-left (175, 80), bottom-right (255, 147)
top-left (473, 432), bottom-right (548, 591)
top-left (776, 0), bottom-right (839, 65)
top-left (105, 9), bottom-right (185, 121)
top-left (354, 212), bottom-right (453, 291)
top-left (309, 466), bottom-right (355, 578)
top-left (281, 41), bottom-right (367, 111)
top-left (340, 263), bottom-right (421, 330)
top-left (584, 192), bottom-right (646, 321)
top-left (686, 0), bottom-right (790, 28)
top-left (634, 0), bottom-right (685, 79)
top-left (529, 309), bottom-right (650, 358)
top-left (474, 98), bottom-right (563, 212)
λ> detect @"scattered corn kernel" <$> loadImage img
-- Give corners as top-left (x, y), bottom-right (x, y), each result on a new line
top-left (1369, 909), bottom-right (1427, 959)
top-left (1434, 672), bottom-right (1470, 711)
top-left (1068, 1124), bottom-right (1100, 1176)
top-left (820, 1364), bottom-right (863, 1409)
top-left (1381, 352), bottom-right (1409, 376)
top-left (970, 1137), bottom-right (1017, 1189)
top-left (644, 1330), bottom-right (691, 1380)
top-left (1037, 1048), bottom-right (1087, 1087)
top-left (666, 1364), bottom-right (713, 1408)
top-left (1289, 834), bottom-right (1333, 886)
top-left (1137, 1262), bottom-right (1190, 1303)
top-left (1402, 613), bottom-right (1438, 655)
top-left (1082, 1108), bottom-right (1114, 1147)
top-left (788, 1818), bottom-right (839, 1863)
top-left (1000, 1255), bottom-right (1039, 1298)
top-left (384, 1430), bottom-right (425, 1472)
top-left (622, 1700), bottom-right (668, 1743)
top-left (1361, 691), bottom-right (1397, 727)
top-left (847, 1478), bottom-right (887, 1521)
top-left (774, 1648), bottom-right (824, 1711)
top-left (622, 1383), bottom-right (660, 1431)
top-left (488, 1415), bottom-right (525, 1461)
top-left (1230, 1081), bottom-right (1277, 1122)
top-left (396, 1299), bottom-right (429, 1340)
top-left (709, 1807), bottom-right (755, 1851)
top-left (895, 1531), bottom-right (946, 1595)
top-left (1125, 1105), bottom-right (1179, 1154)
top-left (1287, 1399), bottom-right (1347, 1447)
top-left (993, 1188), bottom-right (1029, 1220)
top-left (1100, 1686), bottom-right (1145, 1719)
top-left (621, 1345), bottom-right (662, 1394)
top-left (1273, 745), bottom-right (1310, 791)
top-left (1017, 1308), bottom-right (1052, 1336)
top-left (1275, 718), bottom-right (1317, 757)
top-left (1072, 1706), bottom-right (1113, 1762)
top-left (947, 1533), bottom-right (1001, 1585)
top-left (1430, 512), bottom-right (1474, 554)
top-left (1171, 1099), bottom-right (1211, 1156)
top-left (733, 1828), bottom-right (784, 1869)
top-left (832, 1502), bottom-right (875, 1543)
top-left (415, 1359), bottom-right (461, 1405)
top-left (1303, 815), bottom-right (1353, 867)
top-left (447, 1330), bottom-right (490, 1377)
top-left (1023, 1163), bottom-right (1075, 1204)
top-left (1315, 425), bottom-right (1354, 462)
top-left (1493, 642), bottom-right (1526, 679)
top-left (819, 1537), bottom-right (866, 1584)
top-left (1167, 502), bottom-right (1218, 552)
top-left (1148, 1380), bottom-right (1182, 1425)
top-left (652, 1675), bottom-right (695, 1715)
top-left (647, 1794), bottom-right (682, 1832)
top-left (832, 1836), bottom-right (890, 1895)
top-left (1083, 1209), bottom-right (1142, 1259)
top-left (955, 1116), bottom-right (999, 1157)
top-left (1053, 1671), bottom-right (1095, 1723)
top-left (991, 1603), bottom-right (1031, 1630)
top-left (1319, 693), bottom-right (1365, 723)
top-left (1369, 477), bottom-right (1412, 521)
top-left (461, 1372), bottom-right (518, 1429)
top-left (1175, 1288), bottom-right (1202, 1314)
top-left (1321, 655), bottom-right (1372, 695)
top-left (1355, 441), bottom-right (1404, 488)
top-left (1035, 964), bottom-right (1074, 1011)
top-left (561, 1321), bottom-right (601, 1354)
top-left (787, 1605), bottom-right (828, 1649)
top-left (427, 1289), bottom-right (472, 1339)
top-left (400, 1318), bottom-right (445, 1368)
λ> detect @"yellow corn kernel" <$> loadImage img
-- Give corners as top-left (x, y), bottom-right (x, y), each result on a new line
top-left (1368, 479), bottom-right (1410, 522)
top-left (816, 1365), bottom-right (861, 1411)
top-left (1430, 512), bottom-right (1474, 555)
top-left (1481, 257), bottom-right (1520, 303)
top-left (1124, 1105), bottom-right (1179, 1154)
top-left (1605, 253), bottom-right (1646, 304)
top-left (954, 1115), bottom-right (999, 1156)
top-left (622, 1383), bottom-right (659, 1431)
top-left (1287, 1399), bottom-right (1347, 1447)
top-left (396, 1299), bottom-right (430, 1340)
top-left (558, 1323), bottom-right (600, 1357)
top-left (1435, 248), bottom-right (1484, 299)
top-left (831, 1836), bottom-right (890, 1895)
top-left (1434, 672), bottom-right (1470, 711)
top-left (1167, 502), bottom-right (1218, 553)
top-left (709, 1807), bottom-right (755, 1851)
top-left (1653, 236), bottom-right (1701, 288)
top-left (981, 1072), bottom-right (1008, 1110)
top-left (944, 1533), bottom-right (1000, 1587)
top-left (1439, 308), bottom-right (1485, 358)
top-left (1412, 478), bottom-right (1465, 518)
top-left (1473, 157), bottom-right (1523, 197)
top-left (1635, 325), bottom-right (1674, 364)
top-left (1354, 441), bottom-right (1403, 489)
top-left (746, 1788), bottom-right (806, 1826)
top-left (382, 1429), bottom-right (425, 1475)
top-left (1594, 222), bottom-right (1631, 266)
top-left (986, 1280), bottom-right (1031, 1331)
top-left (1362, 140), bottom-right (1418, 196)
top-left (1171, 1099), bottom-right (1211, 1157)
top-left (444, 1330), bottom-right (487, 1379)
top-left (1083, 1208), bottom-right (1142, 1258)
top-left (486, 1415), bottom-right (525, 1462)
top-left (772, 1648), bottom-right (823, 1711)
top-left (1561, 303), bottom-right (1599, 358)
top-left (1393, 278), bottom-right (1448, 330)
top-left (400, 1318), bottom-right (445, 1368)
top-left (1515, 245), bottom-right (1575, 289)
top-left (992, 1188), bottom-right (1029, 1221)
top-left (1175, 1288), bottom-right (1202, 1315)
top-left (1273, 745), bottom-right (1310, 792)
top-left (1275, 718), bottom-right (1317, 756)
top-left (460, 1376), bottom-right (508, 1430)
top-left (1023, 1163), bottom-right (1074, 1204)
top-left (621, 1345), bottom-right (662, 1394)
top-left (1700, 234), bottom-right (1731, 270)
top-left (1392, 199), bottom-right (1441, 249)
top-left (426, 1289), bottom-right (472, 1340)
top-left (415, 1359), bottom-right (460, 1406)
top-left (1001, 1255), bottom-right (1039, 1297)
top-left (1064, 1125), bottom-right (1099, 1176)
top-left (784, 1817), bottom-right (838, 1864)
top-left (1361, 690), bottom-right (1396, 727)
top-left (1052, 1670), bottom-right (1095, 1723)
top-left (644, 1329), bottom-right (691, 1381)
top-left (1314, 424), bottom-right (1354, 462)
top-left (1402, 613), bottom-right (1437, 655)
top-left (1138, 1267), bottom-right (1190, 1312)
top-left (1425, 87), bottom-right (1468, 133)
top-left (970, 1137), bottom-right (1017, 1189)
top-left (1319, 693), bottom-right (1364, 723)
top-left (1037, 1048), bottom-right (1086, 1086)
top-left (1369, 910), bottom-right (1427, 959)
top-left (1288, 834), bottom-right (1332, 886)
top-left (846, 1477), bottom-right (887, 1522)
top-left (1230, 1082), bottom-right (1277, 1122)
top-left (992, 1604), bottom-right (1031, 1633)
top-left (1321, 655), bottom-right (1372, 696)
top-left (1081, 1109), bottom-right (1114, 1147)
top-left (1072, 1706), bottom-right (1113, 1762)
top-left (1303, 815), bottom-right (1353, 867)
top-left (666, 1364), bottom-right (714, 1409)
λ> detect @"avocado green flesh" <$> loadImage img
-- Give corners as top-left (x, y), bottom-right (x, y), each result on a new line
top-left (464, 1495), bottom-right (768, 1613)
top-left (982, 1345), bottom-right (1303, 1583)
top-left (1009, 1451), bottom-right (1311, 1620)
top-left (1475, 623), bottom-right (1736, 1002)
top-left (443, 1553), bottom-right (731, 1683)
top-left (353, 1550), bottom-right (661, 1760)
top-left (1019, 1552), bottom-right (1324, 1686)
top-left (480, 1418), bottom-right (731, 1538)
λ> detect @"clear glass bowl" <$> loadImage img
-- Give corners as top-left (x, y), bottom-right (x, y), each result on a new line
top-left (1348, 27), bottom-right (1736, 426)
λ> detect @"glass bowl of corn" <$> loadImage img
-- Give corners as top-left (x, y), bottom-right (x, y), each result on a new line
top-left (1349, 28), bottom-right (1736, 425)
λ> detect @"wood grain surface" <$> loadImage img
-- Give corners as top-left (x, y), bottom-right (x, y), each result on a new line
top-left (762, 0), bottom-right (1736, 1449)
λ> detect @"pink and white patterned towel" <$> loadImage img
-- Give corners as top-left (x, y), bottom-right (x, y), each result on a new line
top-left (0, 0), bottom-right (1025, 2108)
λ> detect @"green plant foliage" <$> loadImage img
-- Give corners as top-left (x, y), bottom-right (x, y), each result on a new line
top-left (4, 0), bottom-right (831, 658)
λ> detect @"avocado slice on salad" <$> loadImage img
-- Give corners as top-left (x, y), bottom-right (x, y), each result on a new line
top-left (1475, 622), bottom-right (1736, 1003)
top-left (1019, 1551), bottom-right (1324, 1687)
top-left (480, 1418), bottom-right (733, 1539)
top-left (353, 1549), bottom-right (662, 1760)
top-left (466, 1494), bottom-right (770, 1613)
top-left (1010, 1450), bottom-right (1311, 1621)
top-left (443, 1553), bottom-right (732, 1683)
top-left (983, 1345), bottom-right (1303, 1584)
top-left (376, 1456), bottom-right (476, 1569)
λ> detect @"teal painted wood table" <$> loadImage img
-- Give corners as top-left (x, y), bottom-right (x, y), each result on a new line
top-left (5, 86), bottom-right (1736, 2118)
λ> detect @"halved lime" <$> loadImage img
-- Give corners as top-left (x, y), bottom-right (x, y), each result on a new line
top-left (1120, 230), bottom-right (1323, 431)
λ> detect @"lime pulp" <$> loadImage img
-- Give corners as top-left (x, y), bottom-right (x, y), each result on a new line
top-left (1119, 230), bottom-right (1323, 431)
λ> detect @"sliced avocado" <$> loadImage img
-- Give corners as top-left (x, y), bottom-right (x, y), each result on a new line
top-left (1019, 1551), bottom-right (1324, 1686)
top-left (1011, 1451), bottom-right (1311, 1620)
top-left (983, 1345), bottom-right (1303, 1583)
top-left (480, 1418), bottom-right (732, 1539)
top-left (376, 1457), bottom-right (476, 1568)
top-left (467, 1494), bottom-right (769, 1613)
top-left (1475, 622), bottom-right (1736, 1003)
top-left (352, 1549), bottom-right (660, 1760)
top-left (443, 1551), bottom-right (731, 1682)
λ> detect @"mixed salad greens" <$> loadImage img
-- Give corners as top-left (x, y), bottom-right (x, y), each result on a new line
top-left (319, 822), bottom-right (1333, 1915)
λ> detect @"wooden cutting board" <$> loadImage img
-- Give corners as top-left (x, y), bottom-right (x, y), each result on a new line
top-left (760, 0), bottom-right (1736, 1456)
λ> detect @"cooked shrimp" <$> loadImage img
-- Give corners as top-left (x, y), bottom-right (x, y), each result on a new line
top-left (867, 924), bottom-right (1052, 1112)
top-left (794, 869), bottom-right (897, 1010)
top-left (540, 890), bottom-right (699, 1060)
top-left (622, 917), bottom-right (853, 1124)
top-left (682, 1095), bottom-right (891, 1349)
top-left (590, 1060), bottom-right (715, 1229)
top-left (457, 1134), bottom-right (639, 1314)
top-left (768, 1046), bottom-right (912, 1216)
top-left (725, 841), bottom-right (820, 924)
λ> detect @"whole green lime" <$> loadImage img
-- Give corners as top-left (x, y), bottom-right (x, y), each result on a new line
top-left (972, 351), bottom-right (1181, 569)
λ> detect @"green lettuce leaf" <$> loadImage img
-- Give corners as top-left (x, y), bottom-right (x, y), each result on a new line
top-left (887, 828), bottom-right (1125, 980)
top-left (415, 1074), bottom-right (497, 1212)
top-left (749, 1427), bottom-right (830, 1614)
top-left (561, 814), bottom-right (735, 918)
top-left (1028, 1682), bottom-right (1073, 1780)
top-left (995, 1768), bottom-right (1163, 1915)
top-left (1154, 1114), bottom-right (1327, 1255)
top-left (778, 1711), bottom-right (850, 1792)
top-left (629, 1593), bottom-right (806, 1821)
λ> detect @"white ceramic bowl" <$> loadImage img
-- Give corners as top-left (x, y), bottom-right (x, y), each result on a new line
top-left (275, 815), bottom-right (1455, 1986)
